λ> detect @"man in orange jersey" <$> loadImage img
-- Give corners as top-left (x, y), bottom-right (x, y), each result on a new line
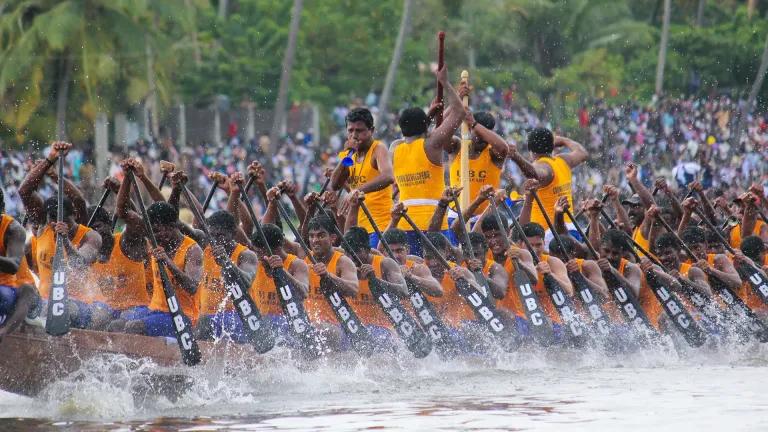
top-left (680, 226), bottom-right (741, 291)
top-left (0, 188), bottom-right (40, 336)
top-left (735, 236), bottom-right (768, 317)
top-left (250, 223), bottom-right (310, 346)
top-left (465, 232), bottom-right (508, 300)
top-left (304, 215), bottom-right (360, 349)
top-left (508, 128), bottom-right (588, 247)
top-left (18, 141), bottom-right (104, 329)
top-left (342, 227), bottom-right (407, 347)
top-left (123, 200), bottom-right (203, 338)
top-left (195, 210), bottom-right (259, 342)
top-left (390, 65), bottom-right (464, 256)
top-left (596, 230), bottom-right (643, 300)
top-left (380, 228), bottom-right (444, 297)
top-left (332, 108), bottom-right (395, 247)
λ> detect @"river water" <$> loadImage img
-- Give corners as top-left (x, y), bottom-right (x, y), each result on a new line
top-left (1, 339), bottom-right (768, 431)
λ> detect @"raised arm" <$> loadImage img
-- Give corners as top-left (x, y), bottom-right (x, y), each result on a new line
top-left (518, 179), bottom-right (539, 225)
top-left (132, 158), bottom-right (166, 203)
top-left (424, 66), bottom-right (464, 161)
top-left (47, 169), bottom-right (88, 226)
top-left (281, 181), bottom-right (307, 226)
top-left (507, 143), bottom-right (550, 182)
top-left (625, 163), bottom-right (655, 209)
top-left (677, 197), bottom-right (697, 234)
top-left (604, 185), bottom-right (632, 235)
top-left (554, 135), bottom-right (588, 168)
top-left (116, 161), bottom-right (147, 238)
top-left (655, 177), bottom-right (683, 222)
top-left (428, 187), bottom-right (458, 233)
top-left (19, 142), bottom-right (73, 225)
top-left (468, 113), bottom-right (508, 161)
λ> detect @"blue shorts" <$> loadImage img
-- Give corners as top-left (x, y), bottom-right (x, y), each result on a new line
top-left (0, 285), bottom-right (40, 326)
top-left (70, 300), bottom-right (112, 329)
top-left (200, 310), bottom-right (250, 343)
top-left (337, 323), bottom-right (393, 352)
top-left (403, 229), bottom-right (459, 258)
top-left (369, 232), bottom-right (380, 249)
top-left (140, 310), bottom-right (183, 338)
top-left (514, 317), bottom-right (565, 345)
top-left (113, 305), bottom-right (151, 321)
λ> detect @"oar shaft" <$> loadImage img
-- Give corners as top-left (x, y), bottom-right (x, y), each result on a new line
top-left (451, 196), bottom-right (475, 260)
top-left (501, 199), bottom-right (541, 265)
top-left (86, 189), bottom-right (111, 227)
top-left (530, 190), bottom-right (571, 261)
top-left (563, 207), bottom-right (599, 259)
top-left (655, 214), bottom-right (697, 262)
top-left (201, 182), bottom-right (218, 213)
top-left (360, 201), bottom-right (395, 258)
top-left (400, 212), bottom-right (452, 270)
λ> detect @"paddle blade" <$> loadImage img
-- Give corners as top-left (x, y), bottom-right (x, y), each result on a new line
top-left (271, 267), bottom-right (325, 359)
top-left (510, 267), bottom-right (555, 345)
top-left (542, 274), bottom-right (591, 348)
top-left (644, 271), bottom-right (707, 347)
top-left (369, 277), bottom-right (432, 358)
top-left (44, 237), bottom-right (69, 336)
top-left (320, 276), bottom-right (375, 357)
top-left (221, 263), bottom-right (276, 354)
top-left (454, 278), bottom-right (522, 352)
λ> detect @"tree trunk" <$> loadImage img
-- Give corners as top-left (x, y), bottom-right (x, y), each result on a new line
top-left (655, 0), bottom-right (671, 96)
top-left (696, 0), bottom-right (705, 26)
top-left (94, 112), bottom-right (109, 181)
top-left (748, 0), bottom-right (758, 20)
top-left (218, 0), bottom-right (228, 19)
top-left (269, 0), bottom-right (303, 155)
top-left (145, 37), bottom-right (159, 140)
top-left (378, 0), bottom-right (413, 120)
top-left (55, 56), bottom-right (72, 141)
top-left (732, 31), bottom-right (768, 147)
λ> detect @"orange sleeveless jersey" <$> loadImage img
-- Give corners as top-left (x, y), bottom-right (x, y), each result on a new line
top-left (304, 250), bottom-right (344, 323)
top-left (730, 220), bottom-right (766, 249)
top-left (449, 145), bottom-right (502, 215)
top-left (351, 254), bottom-right (391, 328)
top-left (87, 232), bottom-right (149, 310)
top-left (198, 243), bottom-right (248, 316)
top-left (148, 236), bottom-right (202, 324)
top-left (0, 215), bottom-right (18, 287)
top-left (341, 140), bottom-right (393, 234)
top-left (393, 138), bottom-right (447, 230)
top-left (737, 254), bottom-right (768, 313)
top-left (250, 254), bottom-right (298, 316)
top-left (529, 157), bottom-right (572, 229)
top-left (36, 224), bottom-right (94, 300)
top-left (533, 254), bottom-right (564, 324)
top-left (497, 256), bottom-right (525, 318)
top-left (426, 264), bottom-right (476, 328)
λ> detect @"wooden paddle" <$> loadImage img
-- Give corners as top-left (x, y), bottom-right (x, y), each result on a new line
top-left (45, 150), bottom-right (70, 336)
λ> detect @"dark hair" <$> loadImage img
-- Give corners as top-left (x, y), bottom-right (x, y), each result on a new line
top-left (147, 201), bottom-right (178, 226)
top-left (44, 196), bottom-right (74, 220)
top-left (474, 112), bottom-right (496, 130)
top-left (654, 232), bottom-right (679, 252)
top-left (382, 228), bottom-right (408, 246)
top-left (741, 235), bottom-right (765, 262)
top-left (424, 232), bottom-right (449, 256)
top-left (705, 230), bottom-right (724, 245)
top-left (522, 222), bottom-right (545, 239)
top-left (307, 215), bottom-right (336, 235)
top-left (601, 229), bottom-right (631, 252)
top-left (0, 187), bottom-right (5, 214)
top-left (87, 205), bottom-right (111, 225)
top-left (345, 108), bottom-right (374, 130)
top-left (680, 226), bottom-right (706, 245)
top-left (399, 107), bottom-right (429, 137)
top-left (549, 235), bottom-right (579, 257)
top-left (467, 232), bottom-right (488, 251)
top-left (480, 212), bottom-right (507, 232)
top-left (207, 210), bottom-right (237, 231)
top-left (527, 128), bottom-right (554, 155)
top-left (343, 226), bottom-right (370, 254)
top-left (252, 223), bottom-right (285, 250)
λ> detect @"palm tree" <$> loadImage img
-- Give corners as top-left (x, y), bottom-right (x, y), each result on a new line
top-left (269, 0), bottom-right (303, 155)
top-left (378, 0), bottom-right (414, 120)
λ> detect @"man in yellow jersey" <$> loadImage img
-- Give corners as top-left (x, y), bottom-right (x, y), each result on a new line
top-left (735, 236), bottom-right (768, 317)
top-left (250, 223), bottom-right (310, 346)
top-left (304, 215), bottom-right (360, 350)
top-left (508, 128), bottom-right (588, 247)
top-left (391, 65), bottom-right (464, 256)
top-left (342, 227), bottom-right (408, 347)
top-left (446, 110), bottom-right (508, 223)
top-left (122, 199), bottom-right (203, 338)
top-left (0, 188), bottom-right (40, 336)
top-left (18, 141), bottom-right (104, 329)
top-left (195, 210), bottom-right (258, 342)
top-left (332, 108), bottom-right (394, 247)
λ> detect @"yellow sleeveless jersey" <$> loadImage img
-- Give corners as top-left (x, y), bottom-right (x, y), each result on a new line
top-left (87, 232), bottom-right (150, 310)
top-left (530, 156), bottom-right (572, 229)
top-left (341, 140), bottom-right (393, 234)
top-left (393, 138), bottom-right (447, 230)
top-left (36, 224), bottom-right (94, 301)
top-left (199, 243), bottom-right (248, 315)
top-left (148, 236), bottom-right (202, 324)
top-left (449, 145), bottom-right (502, 215)
top-left (250, 254), bottom-right (298, 316)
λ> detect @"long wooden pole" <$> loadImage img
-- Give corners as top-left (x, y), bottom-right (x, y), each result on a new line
top-left (459, 70), bottom-right (471, 215)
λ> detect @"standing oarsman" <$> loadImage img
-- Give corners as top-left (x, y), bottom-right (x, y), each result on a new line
top-left (342, 226), bottom-right (408, 346)
top-left (0, 188), bottom-right (40, 336)
top-left (119, 163), bottom-right (203, 336)
top-left (445, 106), bottom-right (508, 221)
top-left (508, 128), bottom-right (588, 246)
top-left (18, 141), bottom-right (104, 329)
top-left (391, 65), bottom-right (464, 256)
top-left (332, 108), bottom-right (395, 247)
top-left (304, 215), bottom-right (360, 349)
top-left (249, 223), bottom-right (310, 345)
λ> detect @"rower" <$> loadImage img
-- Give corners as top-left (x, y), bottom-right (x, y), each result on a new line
top-left (391, 65), bottom-right (464, 256)
top-left (124, 201), bottom-right (203, 337)
top-left (18, 141), bottom-right (104, 329)
top-left (730, 192), bottom-right (768, 249)
top-left (250, 223), bottom-right (310, 346)
top-left (512, 222), bottom-right (573, 342)
top-left (342, 226), bottom-right (408, 347)
top-left (380, 228), bottom-right (443, 297)
top-left (196, 210), bottom-right (258, 342)
top-left (0, 188), bottom-right (40, 336)
top-left (508, 128), bottom-right (588, 247)
top-left (680, 226), bottom-right (741, 291)
top-left (597, 229), bottom-right (644, 325)
top-left (303, 215), bottom-right (359, 350)
top-left (445, 108), bottom-right (507, 221)
top-left (331, 108), bottom-right (394, 247)
top-left (735, 235), bottom-right (768, 317)
top-left (465, 232), bottom-right (508, 299)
